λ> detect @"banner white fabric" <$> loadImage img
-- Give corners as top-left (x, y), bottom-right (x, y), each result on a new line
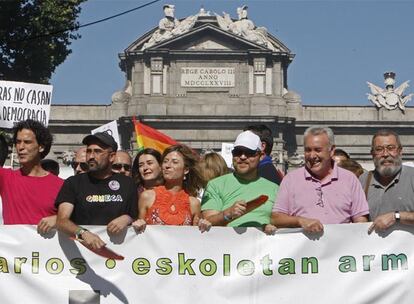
top-left (0, 80), bottom-right (52, 128)
top-left (0, 223), bottom-right (413, 303)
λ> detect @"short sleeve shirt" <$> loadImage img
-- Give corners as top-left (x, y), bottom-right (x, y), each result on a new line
top-left (273, 164), bottom-right (369, 224)
top-left (55, 173), bottom-right (138, 225)
top-left (359, 165), bottom-right (414, 220)
top-left (0, 167), bottom-right (63, 224)
top-left (201, 173), bottom-right (278, 227)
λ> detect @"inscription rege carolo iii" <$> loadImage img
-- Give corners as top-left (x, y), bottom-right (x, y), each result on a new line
top-left (181, 67), bottom-right (235, 87)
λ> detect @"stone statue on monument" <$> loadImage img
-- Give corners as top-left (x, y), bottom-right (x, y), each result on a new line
top-left (216, 5), bottom-right (276, 51)
top-left (142, 4), bottom-right (197, 50)
top-left (112, 80), bottom-right (132, 104)
top-left (367, 72), bottom-right (413, 112)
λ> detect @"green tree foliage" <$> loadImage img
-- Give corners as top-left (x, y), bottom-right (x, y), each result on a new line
top-left (0, 0), bottom-right (86, 84)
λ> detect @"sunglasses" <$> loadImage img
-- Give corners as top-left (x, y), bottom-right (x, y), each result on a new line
top-left (112, 163), bottom-right (131, 171)
top-left (71, 162), bottom-right (89, 171)
top-left (231, 148), bottom-right (259, 158)
top-left (315, 186), bottom-right (324, 208)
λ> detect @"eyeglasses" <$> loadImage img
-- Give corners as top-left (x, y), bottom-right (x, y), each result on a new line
top-left (112, 163), bottom-right (131, 171)
top-left (372, 145), bottom-right (399, 155)
top-left (316, 186), bottom-right (324, 208)
top-left (232, 148), bottom-right (259, 158)
top-left (71, 162), bottom-right (89, 171)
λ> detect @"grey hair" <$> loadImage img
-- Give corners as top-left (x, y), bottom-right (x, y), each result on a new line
top-left (304, 126), bottom-right (335, 147)
top-left (371, 129), bottom-right (402, 150)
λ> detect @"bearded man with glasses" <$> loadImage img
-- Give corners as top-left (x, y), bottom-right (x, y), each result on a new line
top-left (360, 129), bottom-right (414, 234)
top-left (201, 131), bottom-right (278, 232)
top-left (55, 132), bottom-right (137, 250)
top-left (271, 126), bottom-right (369, 234)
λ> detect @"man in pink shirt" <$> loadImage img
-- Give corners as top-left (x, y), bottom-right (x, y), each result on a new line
top-left (0, 119), bottom-right (63, 232)
top-left (271, 126), bottom-right (369, 233)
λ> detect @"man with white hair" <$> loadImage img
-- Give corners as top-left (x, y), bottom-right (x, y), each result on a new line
top-left (201, 130), bottom-right (278, 230)
top-left (272, 126), bottom-right (369, 233)
top-left (360, 129), bottom-right (414, 233)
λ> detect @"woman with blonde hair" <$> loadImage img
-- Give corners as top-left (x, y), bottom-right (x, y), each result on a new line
top-left (133, 144), bottom-right (210, 232)
top-left (199, 152), bottom-right (229, 188)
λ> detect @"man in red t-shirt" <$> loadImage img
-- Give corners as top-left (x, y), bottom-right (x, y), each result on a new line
top-left (0, 119), bottom-right (63, 232)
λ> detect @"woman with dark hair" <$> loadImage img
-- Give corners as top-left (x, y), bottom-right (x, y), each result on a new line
top-left (132, 148), bottom-right (163, 195)
top-left (132, 144), bottom-right (210, 232)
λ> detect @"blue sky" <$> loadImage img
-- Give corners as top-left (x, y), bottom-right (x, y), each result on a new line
top-left (50, 0), bottom-right (414, 106)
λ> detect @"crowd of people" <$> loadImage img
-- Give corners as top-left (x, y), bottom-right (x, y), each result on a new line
top-left (0, 119), bottom-right (413, 250)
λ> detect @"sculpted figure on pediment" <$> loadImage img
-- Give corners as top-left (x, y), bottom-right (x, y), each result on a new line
top-left (367, 72), bottom-right (413, 113)
top-left (216, 5), bottom-right (277, 51)
top-left (142, 4), bottom-right (197, 50)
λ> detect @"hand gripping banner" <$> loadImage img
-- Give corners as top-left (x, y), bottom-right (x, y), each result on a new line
top-left (0, 223), bottom-right (413, 303)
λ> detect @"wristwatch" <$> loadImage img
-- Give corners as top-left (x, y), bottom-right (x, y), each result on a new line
top-left (223, 212), bottom-right (232, 222)
top-left (394, 211), bottom-right (401, 222)
top-left (75, 227), bottom-right (88, 240)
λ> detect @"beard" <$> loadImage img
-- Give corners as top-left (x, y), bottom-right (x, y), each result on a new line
top-left (374, 155), bottom-right (402, 177)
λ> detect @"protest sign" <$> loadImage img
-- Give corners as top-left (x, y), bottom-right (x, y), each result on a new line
top-left (0, 80), bottom-right (53, 128)
top-left (91, 120), bottom-right (120, 150)
top-left (221, 142), bottom-right (234, 168)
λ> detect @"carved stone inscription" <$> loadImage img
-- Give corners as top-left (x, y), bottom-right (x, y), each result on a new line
top-left (181, 67), bottom-right (235, 87)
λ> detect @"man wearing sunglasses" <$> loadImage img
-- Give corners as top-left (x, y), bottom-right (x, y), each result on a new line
top-left (272, 126), bottom-right (369, 233)
top-left (56, 132), bottom-right (138, 250)
top-left (72, 147), bottom-right (88, 175)
top-left (112, 151), bottom-right (132, 177)
top-left (360, 129), bottom-right (414, 234)
top-left (201, 131), bottom-right (278, 231)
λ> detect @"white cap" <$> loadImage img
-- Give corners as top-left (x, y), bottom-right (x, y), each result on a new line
top-left (233, 131), bottom-right (262, 151)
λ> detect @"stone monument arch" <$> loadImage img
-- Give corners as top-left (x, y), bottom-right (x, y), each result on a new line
top-left (44, 5), bottom-right (414, 172)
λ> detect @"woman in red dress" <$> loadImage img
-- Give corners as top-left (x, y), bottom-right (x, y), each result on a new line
top-left (132, 144), bottom-right (210, 232)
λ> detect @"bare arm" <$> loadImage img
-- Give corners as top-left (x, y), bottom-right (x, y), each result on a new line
top-left (189, 196), bottom-right (201, 224)
top-left (271, 212), bottom-right (324, 233)
top-left (56, 203), bottom-right (80, 236)
top-left (202, 201), bottom-right (247, 226)
top-left (368, 211), bottom-right (414, 234)
top-left (190, 196), bottom-right (211, 232)
top-left (132, 190), bottom-right (155, 233)
top-left (139, 190), bottom-right (156, 219)
top-left (37, 215), bottom-right (57, 234)
top-left (107, 214), bottom-right (133, 234)
top-left (56, 202), bottom-right (105, 249)
top-left (352, 215), bottom-right (369, 223)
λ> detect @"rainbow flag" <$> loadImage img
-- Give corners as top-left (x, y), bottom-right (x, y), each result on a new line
top-left (133, 119), bottom-right (177, 153)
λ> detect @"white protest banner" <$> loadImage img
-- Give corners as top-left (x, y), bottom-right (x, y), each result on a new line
top-left (91, 120), bottom-right (120, 150)
top-left (0, 223), bottom-right (413, 303)
top-left (0, 80), bottom-right (52, 128)
top-left (221, 142), bottom-right (234, 168)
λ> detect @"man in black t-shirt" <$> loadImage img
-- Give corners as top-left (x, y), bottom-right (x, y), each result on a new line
top-left (56, 132), bottom-right (137, 250)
